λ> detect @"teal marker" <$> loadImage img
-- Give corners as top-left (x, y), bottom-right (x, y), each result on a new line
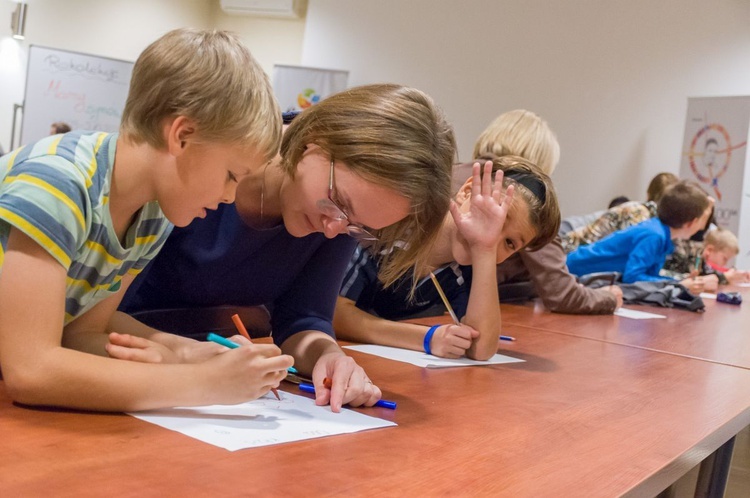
top-left (207, 333), bottom-right (297, 374)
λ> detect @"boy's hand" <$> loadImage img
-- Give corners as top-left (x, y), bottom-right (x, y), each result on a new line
top-left (106, 332), bottom-right (238, 363)
top-left (681, 277), bottom-right (705, 295)
top-left (700, 274), bottom-right (719, 292)
top-left (450, 161), bottom-right (515, 252)
top-left (201, 344), bottom-right (294, 405)
top-left (310, 352), bottom-right (381, 413)
top-left (725, 269), bottom-right (750, 284)
top-left (430, 324), bottom-right (480, 358)
top-left (603, 285), bottom-right (623, 309)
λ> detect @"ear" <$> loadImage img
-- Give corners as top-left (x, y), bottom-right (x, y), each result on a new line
top-left (455, 178), bottom-right (473, 204)
top-left (164, 116), bottom-right (197, 157)
top-left (302, 143), bottom-right (323, 157)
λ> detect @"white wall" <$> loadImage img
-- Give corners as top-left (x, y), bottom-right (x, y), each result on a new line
top-left (3, 0), bottom-right (750, 218)
top-left (0, 0), bottom-right (304, 151)
top-left (301, 0), bottom-right (750, 217)
top-left (211, 1), bottom-right (306, 76)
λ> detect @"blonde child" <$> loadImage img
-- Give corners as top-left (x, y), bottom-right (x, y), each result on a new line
top-left (703, 228), bottom-right (750, 284)
top-left (0, 28), bottom-right (291, 411)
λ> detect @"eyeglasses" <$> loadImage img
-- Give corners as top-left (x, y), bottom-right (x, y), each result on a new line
top-left (316, 160), bottom-right (378, 241)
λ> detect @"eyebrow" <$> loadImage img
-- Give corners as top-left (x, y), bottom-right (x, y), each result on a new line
top-left (506, 214), bottom-right (528, 249)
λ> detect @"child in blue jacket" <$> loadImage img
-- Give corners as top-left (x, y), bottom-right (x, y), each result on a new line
top-left (567, 181), bottom-right (712, 284)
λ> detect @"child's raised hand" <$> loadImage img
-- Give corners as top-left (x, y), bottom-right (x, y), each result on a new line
top-left (429, 324), bottom-right (480, 358)
top-left (449, 161), bottom-right (514, 252)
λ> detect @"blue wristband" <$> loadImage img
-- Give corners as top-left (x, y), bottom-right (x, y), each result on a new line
top-left (423, 325), bottom-right (440, 355)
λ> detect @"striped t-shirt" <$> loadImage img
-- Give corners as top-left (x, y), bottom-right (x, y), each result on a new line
top-left (0, 131), bottom-right (173, 324)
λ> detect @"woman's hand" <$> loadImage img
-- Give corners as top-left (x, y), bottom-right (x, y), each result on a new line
top-left (310, 351), bottom-right (381, 413)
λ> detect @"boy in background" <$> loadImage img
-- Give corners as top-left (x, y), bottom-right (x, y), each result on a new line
top-left (566, 181), bottom-right (712, 284)
top-left (0, 28), bottom-right (291, 412)
top-left (702, 228), bottom-right (750, 284)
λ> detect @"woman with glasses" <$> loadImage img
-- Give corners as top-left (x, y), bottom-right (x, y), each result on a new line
top-left (115, 84), bottom-right (456, 412)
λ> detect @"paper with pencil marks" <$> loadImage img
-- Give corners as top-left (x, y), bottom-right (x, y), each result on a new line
top-left (130, 391), bottom-right (395, 451)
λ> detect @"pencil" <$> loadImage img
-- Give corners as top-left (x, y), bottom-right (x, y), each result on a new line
top-left (231, 313), bottom-right (281, 400)
top-left (429, 272), bottom-right (460, 325)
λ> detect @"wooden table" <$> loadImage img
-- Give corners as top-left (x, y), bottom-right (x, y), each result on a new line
top-left (499, 285), bottom-right (750, 369)
top-left (3, 327), bottom-right (750, 497)
top-left (491, 284), bottom-right (750, 496)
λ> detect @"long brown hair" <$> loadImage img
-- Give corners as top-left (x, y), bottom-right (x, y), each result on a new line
top-left (280, 84), bottom-right (456, 286)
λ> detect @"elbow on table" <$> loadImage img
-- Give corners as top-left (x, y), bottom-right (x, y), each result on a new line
top-left (3, 365), bottom-right (56, 406)
top-left (466, 345), bottom-right (497, 362)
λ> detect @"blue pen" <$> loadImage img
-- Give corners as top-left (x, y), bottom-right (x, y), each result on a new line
top-left (298, 382), bottom-right (397, 410)
top-left (207, 333), bottom-right (297, 374)
top-left (499, 335), bottom-right (516, 342)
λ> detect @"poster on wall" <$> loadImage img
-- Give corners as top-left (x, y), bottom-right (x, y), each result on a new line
top-left (272, 64), bottom-right (348, 113)
top-left (679, 96), bottom-right (750, 268)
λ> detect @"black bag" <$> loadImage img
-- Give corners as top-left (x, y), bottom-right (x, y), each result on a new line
top-left (592, 279), bottom-right (705, 313)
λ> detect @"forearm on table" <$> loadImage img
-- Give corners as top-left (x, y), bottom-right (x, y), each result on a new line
top-left (333, 299), bottom-right (431, 353)
top-left (280, 330), bottom-right (342, 375)
top-left (463, 251), bottom-right (501, 360)
top-left (7, 346), bottom-right (211, 412)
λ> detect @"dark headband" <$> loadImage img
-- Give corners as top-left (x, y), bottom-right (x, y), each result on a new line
top-left (504, 170), bottom-right (546, 203)
top-left (282, 111), bottom-right (301, 124)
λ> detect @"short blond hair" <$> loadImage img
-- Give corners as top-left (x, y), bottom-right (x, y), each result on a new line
top-left (473, 109), bottom-right (560, 175)
top-left (705, 228), bottom-right (739, 254)
top-left (121, 28), bottom-right (281, 162)
top-left (281, 84), bottom-right (456, 286)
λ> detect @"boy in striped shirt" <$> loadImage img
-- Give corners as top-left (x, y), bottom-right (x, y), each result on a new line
top-left (0, 28), bottom-right (292, 411)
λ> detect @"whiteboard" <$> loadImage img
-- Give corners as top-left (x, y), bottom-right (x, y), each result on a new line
top-left (20, 45), bottom-right (134, 145)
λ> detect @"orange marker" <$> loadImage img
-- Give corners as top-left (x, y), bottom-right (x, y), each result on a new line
top-left (323, 377), bottom-right (333, 389)
top-left (231, 313), bottom-right (280, 401)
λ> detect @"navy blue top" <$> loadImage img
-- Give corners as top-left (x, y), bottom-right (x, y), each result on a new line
top-left (120, 203), bottom-right (357, 346)
top-left (340, 245), bottom-right (471, 320)
top-left (566, 217), bottom-right (675, 283)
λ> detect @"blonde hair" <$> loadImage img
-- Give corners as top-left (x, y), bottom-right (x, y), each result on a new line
top-left (474, 155), bottom-right (560, 251)
top-left (705, 228), bottom-right (739, 254)
top-left (280, 84), bottom-right (456, 286)
top-left (121, 28), bottom-right (281, 162)
top-left (473, 109), bottom-right (560, 175)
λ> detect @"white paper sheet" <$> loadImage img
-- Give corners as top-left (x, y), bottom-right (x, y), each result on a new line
top-left (615, 307), bottom-right (667, 319)
top-left (700, 292), bottom-right (717, 300)
top-left (737, 283), bottom-right (750, 287)
top-left (129, 392), bottom-right (395, 451)
top-left (343, 344), bottom-right (524, 368)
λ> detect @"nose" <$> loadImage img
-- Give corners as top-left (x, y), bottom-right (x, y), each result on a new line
top-left (222, 181), bottom-right (238, 204)
top-left (321, 217), bottom-right (349, 238)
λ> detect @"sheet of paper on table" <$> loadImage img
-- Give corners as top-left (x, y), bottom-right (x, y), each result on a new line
top-left (615, 307), bottom-right (667, 319)
top-left (129, 391), bottom-right (395, 451)
top-left (344, 344), bottom-right (524, 368)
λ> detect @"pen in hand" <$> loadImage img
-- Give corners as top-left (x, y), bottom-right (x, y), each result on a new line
top-left (208, 321), bottom-right (281, 401)
top-left (429, 271), bottom-right (460, 325)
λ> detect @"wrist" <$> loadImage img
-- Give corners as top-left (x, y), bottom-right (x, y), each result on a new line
top-left (423, 325), bottom-right (440, 355)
